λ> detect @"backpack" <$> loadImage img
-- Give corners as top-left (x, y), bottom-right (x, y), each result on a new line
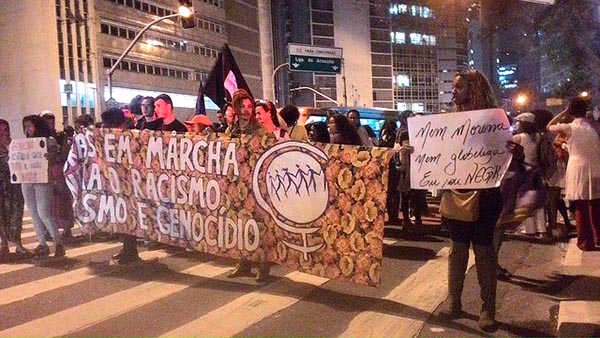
top-left (537, 133), bottom-right (558, 180)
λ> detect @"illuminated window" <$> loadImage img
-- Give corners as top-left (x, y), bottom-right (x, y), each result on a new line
top-left (390, 4), bottom-right (433, 18)
top-left (394, 74), bottom-right (410, 87)
top-left (409, 33), bottom-right (436, 46)
top-left (389, 3), bottom-right (407, 15)
top-left (390, 31), bottom-right (406, 44)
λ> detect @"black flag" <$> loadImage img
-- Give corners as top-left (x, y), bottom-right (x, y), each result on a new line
top-left (195, 43), bottom-right (253, 115)
top-left (195, 81), bottom-right (206, 115)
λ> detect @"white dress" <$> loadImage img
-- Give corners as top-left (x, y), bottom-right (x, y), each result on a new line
top-left (560, 118), bottom-right (600, 200)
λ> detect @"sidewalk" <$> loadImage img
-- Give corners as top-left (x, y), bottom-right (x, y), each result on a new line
top-left (557, 238), bottom-right (600, 337)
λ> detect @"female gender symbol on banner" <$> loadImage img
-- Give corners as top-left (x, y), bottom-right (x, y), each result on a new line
top-left (252, 141), bottom-right (329, 260)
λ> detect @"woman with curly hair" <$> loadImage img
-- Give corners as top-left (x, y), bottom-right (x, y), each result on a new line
top-left (327, 114), bottom-right (362, 146)
top-left (438, 69), bottom-right (503, 332)
top-left (21, 115), bottom-right (65, 258)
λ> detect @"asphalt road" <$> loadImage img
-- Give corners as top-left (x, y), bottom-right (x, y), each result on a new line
top-left (0, 214), bottom-right (576, 337)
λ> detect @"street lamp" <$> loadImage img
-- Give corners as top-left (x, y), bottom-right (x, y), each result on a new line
top-left (290, 87), bottom-right (340, 106)
top-left (515, 94), bottom-right (527, 106)
top-left (106, 4), bottom-right (194, 104)
top-left (580, 91), bottom-right (589, 98)
top-left (272, 62), bottom-right (289, 105)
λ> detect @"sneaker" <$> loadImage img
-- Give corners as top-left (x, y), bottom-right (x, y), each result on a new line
top-left (54, 244), bottom-right (66, 258)
top-left (33, 244), bottom-right (50, 257)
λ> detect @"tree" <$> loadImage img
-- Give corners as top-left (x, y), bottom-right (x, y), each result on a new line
top-left (537, 0), bottom-right (600, 105)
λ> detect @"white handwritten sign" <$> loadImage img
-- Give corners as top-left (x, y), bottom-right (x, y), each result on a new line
top-left (407, 108), bottom-right (512, 190)
top-left (8, 138), bottom-right (49, 183)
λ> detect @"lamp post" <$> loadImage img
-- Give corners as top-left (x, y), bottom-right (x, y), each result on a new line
top-left (272, 62), bottom-right (288, 105)
top-left (290, 86), bottom-right (339, 106)
top-left (106, 7), bottom-right (193, 103)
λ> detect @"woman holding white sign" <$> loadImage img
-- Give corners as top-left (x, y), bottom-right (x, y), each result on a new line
top-left (20, 115), bottom-right (65, 258)
top-left (438, 69), bottom-right (504, 332)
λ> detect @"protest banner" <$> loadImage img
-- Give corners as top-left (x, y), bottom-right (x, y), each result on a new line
top-left (407, 108), bottom-right (512, 190)
top-left (8, 137), bottom-right (49, 183)
top-left (64, 129), bottom-right (393, 286)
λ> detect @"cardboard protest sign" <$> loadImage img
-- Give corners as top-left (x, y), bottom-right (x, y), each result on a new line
top-left (8, 137), bottom-right (49, 183)
top-left (407, 109), bottom-right (512, 190)
top-left (64, 129), bottom-right (393, 286)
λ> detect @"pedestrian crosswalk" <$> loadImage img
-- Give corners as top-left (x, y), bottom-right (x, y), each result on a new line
top-left (0, 221), bottom-right (470, 337)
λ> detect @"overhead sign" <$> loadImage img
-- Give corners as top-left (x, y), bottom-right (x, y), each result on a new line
top-left (289, 44), bottom-right (342, 74)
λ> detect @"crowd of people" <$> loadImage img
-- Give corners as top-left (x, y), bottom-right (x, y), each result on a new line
top-left (1, 70), bottom-right (599, 333)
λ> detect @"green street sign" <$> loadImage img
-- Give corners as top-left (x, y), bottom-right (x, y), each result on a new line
top-left (288, 44), bottom-right (342, 74)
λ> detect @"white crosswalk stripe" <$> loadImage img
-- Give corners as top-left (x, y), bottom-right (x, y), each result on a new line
top-left (1, 221), bottom-right (459, 337)
top-left (0, 242), bottom-right (122, 275)
top-left (0, 262), bottom-right (232, 337)
top-left (161, 271), bottom-right (329, 337)
top-left (0, 249), bottom-right (171, 306)
top-left (339, 247), bottom-right (475, 337)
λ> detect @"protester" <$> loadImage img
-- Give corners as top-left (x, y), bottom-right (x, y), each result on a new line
top-left (40, 111), bottom-right (76, 242)
top-left (434, 69), bottom-right (504, 332)
top-left (21, 115), bottom-right (65, 258)
top-left (363, 124), bottom-right (378, 146)
top-left (346, 109), bottom-right (373, 146)
top-left (74, 114), bottom-right (95, 131)
top-left (212, 107), bottom-right (228, 133)
top-left (278, 105), bottom-right (308, 141)
top-left (328, 114), bottom-right (362, 146)
top-left (0, 119), bottom-right (28, 260)
top-left (379, 119), bottom-right (400, 225)
top-left (255, 99), bottom-right (286, 139)
top-left (512, 112), bottom-right (547, 239)
top-left (395, 130), bottom-right (424, 231)
top-left (154, 94), bottom-right (187, 132)
top-left (226, 89), bottom-right (273, 283)
top-left (306, 121), bottom-right (330, 143)
top-left (545, 131), bottom-right (572, 238)
top-left (102, 108), bottom-right (141, 264)
top-left (135, 96), bottom-right (162, 130)
top-left (184, 114), bottom-right (213, 134)
top-left (547, 97), bottom-right (600, 251)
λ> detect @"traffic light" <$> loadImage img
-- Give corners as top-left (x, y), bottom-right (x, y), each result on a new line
top-left (178, 0), bottom-right (195, 29)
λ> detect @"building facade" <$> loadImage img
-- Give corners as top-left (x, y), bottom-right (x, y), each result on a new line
top-left (271, 0), bottom-right (470, 113)
top-left (0, 0), bottom-right (262, 132)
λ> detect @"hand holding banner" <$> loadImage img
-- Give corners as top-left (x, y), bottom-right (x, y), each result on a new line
top-left (407, 108), bottom-right (512, 190)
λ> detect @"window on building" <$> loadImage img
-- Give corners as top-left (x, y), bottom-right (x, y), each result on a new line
top-left (389, 4), bottom-right (407, 15)
top-left (390, 4), bottom-right (434, 18)
top-left (409, 33), bottom-right (436, 46)
top-left (394, 74), bottom-right (410, 87)
top-left (390, 31), bottom-right (405, 44)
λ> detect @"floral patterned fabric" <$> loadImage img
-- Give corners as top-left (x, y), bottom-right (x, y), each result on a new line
top-left (65, 129), bottom-right (392, 286)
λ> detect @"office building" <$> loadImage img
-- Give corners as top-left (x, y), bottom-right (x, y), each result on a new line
top-left (0, 0), bottom-right (261, 132)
